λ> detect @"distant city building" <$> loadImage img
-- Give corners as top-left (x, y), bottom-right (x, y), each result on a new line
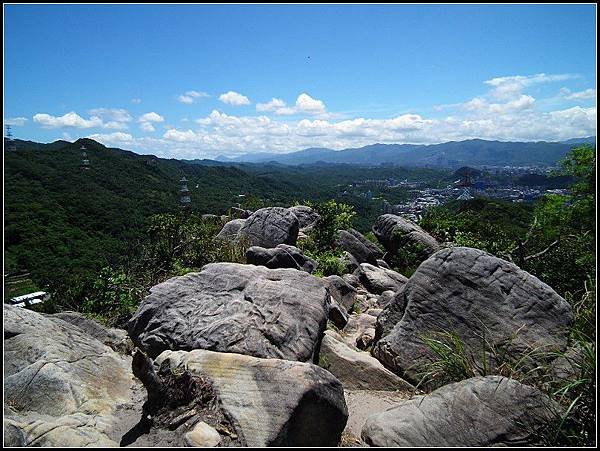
top-left (180, 176), bottom-right (191, 211)
top-left (7, 291), bottom-right (49, 308)
top-left (80, 145), bottom-right (90, 169)
top-left (457, 188), bottom-right (473, 201)
top-left (5, 125), bottom-right (17, 152)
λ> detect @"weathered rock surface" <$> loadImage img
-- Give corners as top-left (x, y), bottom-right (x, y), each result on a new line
top-left (288, 205), bottom-right (320, 233)
top-left (4, 305), bottom-right (142, 447)
top-left (128, 263), bottom-right (329, 362)
top-left (361, 376), bottom-right (558, 447)
top-left (52, 311), bottom-right (132, 354)
top-left (238, 207), bottom-right (300, 248)
top-left (320, 331), bottom-right (413, 391)
top-left (215, 218), bottom-right (246, 242)
top-left (340, 251), bottom-right (360, 274)
top-left (336, 229), bottom-right (383, 266)
top-left (373, 247), bottom-right (572, 383)
top-left (341, 313), bottom-right (378, 350)
top-left (323, 275), bottom-right (357, 313)
top-left (328, 300), bottom-right (349, 329)
top-left (376, 290), bottom-right (396, 309)
top-left (246, 244), bottom-right (317, 273)
top-left (356, 263), bottom-right (408, 295)
top-left (155, 349), bottom-right (348, 447)
top-left (372, 214), bottom-right (440, 258)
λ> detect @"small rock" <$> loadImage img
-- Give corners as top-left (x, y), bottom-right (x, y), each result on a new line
top-left (184, 421), bottom-right (221, 447)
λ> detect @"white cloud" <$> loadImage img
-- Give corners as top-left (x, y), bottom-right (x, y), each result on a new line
top-left (5, 117), bottom-right (28, 126)
top-left (560, 88), bottom-right (596, 100)
top-left (89, 108), bottom-right (132, 123)
top-left (138, 112), bottom-right (165, 123)
top-left (484, 73), bottom-right (576, 99)
top-left (33, 112), bottom-right (104, 129)
top-left (131, 98), bottom-right (142, 104)
top-left (295, 93), bottom-right (326, 113)
top-left (256, 98), bottom-right (287, 112)
top-left (87, 132), bottom-right (134, 145)
top-left (140, 122), bottom-right (156, 132)
top-left (219, 91), bottom-right (251, 106)
top-left (178, 90), bottom-right (210, 104)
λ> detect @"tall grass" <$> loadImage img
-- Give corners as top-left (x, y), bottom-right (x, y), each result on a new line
top-left (416, 279), bottom-right (596, 446)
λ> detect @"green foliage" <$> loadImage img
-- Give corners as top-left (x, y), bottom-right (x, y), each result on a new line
top-left (304, 200), bottom-right (355, 251)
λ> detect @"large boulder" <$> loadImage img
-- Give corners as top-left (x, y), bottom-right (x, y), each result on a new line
top-left (4, 305), bottom-right (142, 446)
top-left (336, 229), bottom-right (383, 266)
top-left (288, 205), bottom-right (320, 233)
top-left (246, 244), bottom-right (317, 273)
top-left (51, 311), bottom-right (132, 354)
top-left (361, 376), bottom-right (558, 446)
top-left (216, 218), bottom-right (246, 242)
top-left (323, 275), bottom-right (357, 313)
top-left (355, 263), bottom-right (408, 295)
top-left (155, 349), bottom-right (348, 446)
top-left (319, 331), bottom-right (414, 391)
top-left (238, 207), bottom-right (300, 248)
top-left (341, 313), bottom-right (378, 350)
top-left (128, 263), bottom-right (330, 362)
top-left (372, 214), bottom-right (440, 258)
top-left (373, 247), bottom-right (572, 384)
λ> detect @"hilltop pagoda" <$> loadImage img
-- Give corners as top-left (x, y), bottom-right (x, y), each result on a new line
top-left (180, 176), bottom-right (191, 211)
top-left (80, 145), bottom-right (90, 169)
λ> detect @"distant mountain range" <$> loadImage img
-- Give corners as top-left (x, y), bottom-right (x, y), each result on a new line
top-left (209, 137), bottom-right (596, 168)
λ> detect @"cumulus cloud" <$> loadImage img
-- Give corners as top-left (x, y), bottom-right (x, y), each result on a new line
top-left (89, 108), bottom-right (132, 123)
top-left (5, 117), bottom-right (28, 126)
top-left (33, 112), bottom-right (104, 129)
top-left (219, 91), bottom-right (251, 106)
top-left (178, 90), bottom-right (210, 104)
top-left (86, 132), bottom-right (134, 145)
top-left (139, 112), bottom-right (164, 123)
top-left (484, 73), bottom-right (576, 99)
top-left (255, 93), bottom-right (328, 116)
top-left (560, 88), bottom-right (596, 100)
top-left (140, 122), bottom-right (156, 132)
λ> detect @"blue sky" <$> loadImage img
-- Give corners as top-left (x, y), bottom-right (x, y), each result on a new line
top-left (4, 4), bottom-right (597, 158)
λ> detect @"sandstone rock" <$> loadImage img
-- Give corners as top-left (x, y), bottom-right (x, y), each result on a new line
top-left (216, 218), bottom-right (246, 242)
top-left (230, 206), bottom-right (253, 219)
top-left (377, 290), bottom-right (396, 309)
top-left (319, 331), bottom-right (414, 391)
top-left (373, 247), bottom-right (572, 384)
top-left (155, 349), bottom-right (348, 446)
top-left (323, 275), bottom-right (357, 312)
top-left (246, 244), bottom-right (317, 273)
top-left (184, 422), bottom-right (221, 447)
top-left (288, 205), bottom-right (320, 233)
top-left (329, 300), bottom-right (349, 329)
top-left (238, 207), bottom-right (300, 248)
top-left (336, 229), bottom-right (383, 266)
top-left (372, 214), bottom-right (440, 258)
top-left (376, 259), bottom-right (391, 269)
top-left (339, 251), bottom-right (360, 274)
top-left (4, 305), bottom-right (142, 447)
top-left (342, 273), bottom-right (361, 289)
top-left (361, 376), bottom-right (558, 447)
top-left (341, 313), bottom-right (378, 350)
top-left (128, 263), bottom-right (329, 362)
top-left (52, 311), bottom-right (132, 354)
top-left (356, 263), bottom-right (408, 295)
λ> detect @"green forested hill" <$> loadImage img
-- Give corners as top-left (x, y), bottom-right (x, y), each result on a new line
top-left (4, 138), bottom-right (452, 294)
top-left (4, 138), bottom-right (304, 286)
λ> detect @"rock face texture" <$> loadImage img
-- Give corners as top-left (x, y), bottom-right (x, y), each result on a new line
top-left (356, 263), bottom-right (408, 295)
top-left (246, 244), bottom-right (317, 273)
top-left (373, 247), bottom-right (572, 383)
top-left (320, 331), bottom-right (413, 391)
top-left (361, 376), bottom-right (557, 447)
top-left (52, 311), bottom-right (132, 354)
top-left (288, 205), bottom-right (320, 233)
top-left (372, 214), bottom-right (440, 257)
top-left (4, 305), bottom-right (142, 447)
top-left (238, 207), bottom-right (300, 248)
top-left (216, 218), bottom-right (246, 242)
top-left (155, 349), bottom-right (348, 447)
top-left (336, 229), bottom-right (383, 266)
top-left (323, 275), bottom-right (357, 313)
top-left (128, 263), bottom-right (330, 362)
